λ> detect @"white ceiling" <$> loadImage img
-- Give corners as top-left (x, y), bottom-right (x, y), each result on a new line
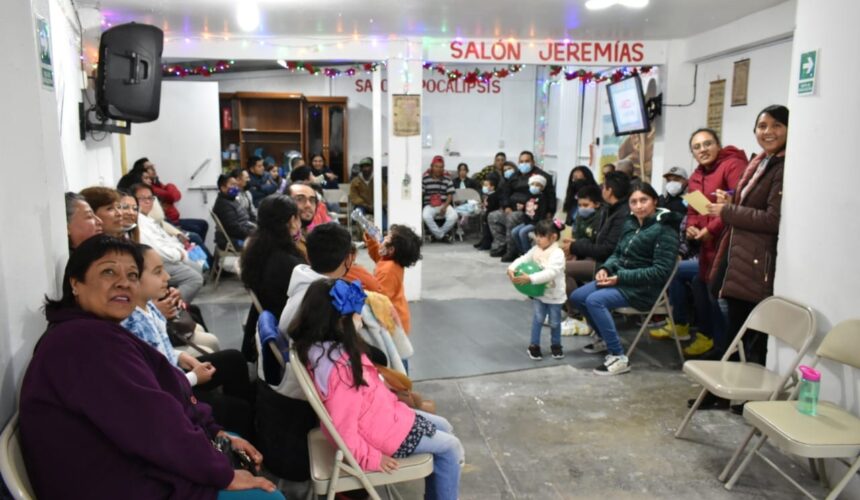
top-left (75, 0), bottom-right (789, 41)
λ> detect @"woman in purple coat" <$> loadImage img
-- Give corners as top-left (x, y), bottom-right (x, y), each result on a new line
top-left (18, 235), bottom-right (282, 500)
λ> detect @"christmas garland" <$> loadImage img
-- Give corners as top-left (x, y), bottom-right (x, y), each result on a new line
top-left (163, 60), bottom-right (233, 77)
top-left (547, 65), bottom-right (653, 83)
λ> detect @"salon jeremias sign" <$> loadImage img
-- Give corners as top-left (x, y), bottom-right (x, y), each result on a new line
top-left (424, 39), bottom-right (668, 65)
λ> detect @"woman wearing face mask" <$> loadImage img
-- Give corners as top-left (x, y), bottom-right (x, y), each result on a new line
top-left (708, 105), bottom-right (789, 367)
top-left (118, 191), bottom-right (141, 243)
top-left (497, 152), bottom-right (556, 261)
top-left (681, 128), bottom-right (747, 357)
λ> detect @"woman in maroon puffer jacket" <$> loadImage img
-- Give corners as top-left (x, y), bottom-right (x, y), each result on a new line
top-left (709, 105), bottom-right (789, 366)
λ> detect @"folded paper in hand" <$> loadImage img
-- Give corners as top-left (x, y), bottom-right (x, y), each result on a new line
top-left (682, 190), bottom-right (712, 216)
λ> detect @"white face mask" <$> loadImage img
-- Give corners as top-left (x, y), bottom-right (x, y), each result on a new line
top-left (666, 181), bottom-right (684, 197)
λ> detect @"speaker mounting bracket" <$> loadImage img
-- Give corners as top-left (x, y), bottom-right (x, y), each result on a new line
top-left (79, 101), bottom-right (131, 140)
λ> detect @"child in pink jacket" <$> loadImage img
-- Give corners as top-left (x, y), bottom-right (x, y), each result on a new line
top-left (288, 279), bottom-right (464, 500)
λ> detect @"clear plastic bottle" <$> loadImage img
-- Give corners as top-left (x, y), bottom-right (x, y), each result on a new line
top-left (796, 365), bottom-right (821, 416)
top-left (350, 208), bottom-right (383, 242)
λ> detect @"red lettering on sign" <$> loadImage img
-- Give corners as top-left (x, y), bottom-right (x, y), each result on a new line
top-left (631, 42), bottom-right (644, 62)
top-left (566, 43), bottom-right (579, 62)
top-left (450, 40), bottom-right (463, 59)
top-left (553, 42), bottom-right (565, 62)
top-left (580, 42), bottom-right (592, 62)
top-left (595, 42), bottom-right (612, 61)
top-left (619, 43), bottom-right (632, 62)
top-left (538, 42), bottom-right (553, 61)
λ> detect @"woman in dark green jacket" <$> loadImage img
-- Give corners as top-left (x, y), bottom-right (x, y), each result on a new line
top-left (570, 183), bottom-right (679, 376)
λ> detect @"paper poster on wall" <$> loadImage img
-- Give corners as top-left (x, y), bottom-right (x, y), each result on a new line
top-left (35, 15), bottom-right (54, 89)
top-left (392, 95), bottom-right (421, 137)
top-left (732, 59), bottom-right (749, 106)
top-left (707, 79), bottom-right (726, 140)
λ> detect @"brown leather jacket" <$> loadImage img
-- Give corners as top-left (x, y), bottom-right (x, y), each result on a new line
top-left (710, 154), bottom-right (785, 304)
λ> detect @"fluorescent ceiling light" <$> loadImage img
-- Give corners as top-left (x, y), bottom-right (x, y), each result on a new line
top-left (236, 1), bottom-right (260, 32)
top-left (585, 0), bottom-right (649, 9)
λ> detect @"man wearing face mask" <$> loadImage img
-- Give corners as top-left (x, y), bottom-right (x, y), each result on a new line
top-left (659, 167), bottom-right (689, 224)
top-left (213, 173), bottom-right (257, 250)
top-left (497, 151), bottom-right (556, 261)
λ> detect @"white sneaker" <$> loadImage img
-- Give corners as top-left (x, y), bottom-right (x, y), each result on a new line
top-left (593, 354), bottom-right (630, 376)
top-left (561, 318), bottom-right (592, 336)
top-left (582, 338), bottom-right (607, 354)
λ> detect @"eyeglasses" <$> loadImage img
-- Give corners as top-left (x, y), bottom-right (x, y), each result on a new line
top-left (293, 194), bottom-right (318, 205)
top-left (691, 140), bottom-right (715, 151)
top-left (137, 196), bottom-right (155, 202)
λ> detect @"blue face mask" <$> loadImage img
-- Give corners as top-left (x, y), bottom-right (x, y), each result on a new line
top-left (518, 163), bottom-right (533, 174)
top-left (578, 206), bottom-right (596, 218)
top-left (227, 187), bottom-right (240, 198)
top-left (482, 186), bottom-right (493, 195)
top-left (503, 169), bottom-right (515, 179)
top-left (529, 186), bottom-right (542, 195)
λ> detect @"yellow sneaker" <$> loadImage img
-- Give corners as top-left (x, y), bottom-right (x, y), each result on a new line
top-left (649, 323), bottom-right (690, 341)
top-left (683, 333), bottom-right (714, 356)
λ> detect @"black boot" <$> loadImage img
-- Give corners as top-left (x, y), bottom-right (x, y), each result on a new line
top-left (489, 246), bottom-right (506, 257)
top-left (500, 249), bottom-right (519, 263)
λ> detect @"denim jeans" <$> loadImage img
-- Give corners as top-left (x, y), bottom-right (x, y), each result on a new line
top-left (691, 275), bottom-right (727, 350)
top-left (530, 299), bottom-right (562, 347)
top-left (569, 281), bottom-right (630, 356)
top-left (178, 218), bottom-right (209, 241)
top-left (668, 259), bottom-right (699, 324)
top-left (412, 410), bottom-right (464, 500)
top-left (511, 223), bottom-right (535, 254)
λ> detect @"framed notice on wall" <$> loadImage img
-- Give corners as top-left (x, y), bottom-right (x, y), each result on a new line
top-left (732, 59), bottom-right (750, 106)
top-left (392, 94), bottom-right (421, 137)
top-left (707, 79), bottom-right (726, 139)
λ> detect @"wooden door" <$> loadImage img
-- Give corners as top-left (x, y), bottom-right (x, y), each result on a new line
top-left (306, 97), bottom-right (348, 181)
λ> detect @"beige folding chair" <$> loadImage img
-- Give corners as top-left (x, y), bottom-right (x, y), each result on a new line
top-left (615, 257), bottom-right (685, 365)
top-left (248, 289), bottom-right (264, 315)
top-left (723, 319), bottom-right (860, 499)
top-left (209, 209), bottom-right (242, 288)
top-left (675, 296), bottom-right (817, 442)
top-left (0, 414), bottom-right (35, 500)
top-left (288, 348), bottom-right (433, 500)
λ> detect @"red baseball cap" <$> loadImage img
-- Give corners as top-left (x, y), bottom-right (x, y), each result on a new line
top-left (431, 155), bottom-right (445, 166)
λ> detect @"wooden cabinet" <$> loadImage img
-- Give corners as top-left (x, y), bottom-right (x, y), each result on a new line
top-left (305, 97), bottom-right (349, 181)
top-left (219, 92), bottom-right (306, 171)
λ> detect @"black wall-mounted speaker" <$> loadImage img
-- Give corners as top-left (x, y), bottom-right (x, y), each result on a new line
top-left (96, 23), bottom-right (163, 123)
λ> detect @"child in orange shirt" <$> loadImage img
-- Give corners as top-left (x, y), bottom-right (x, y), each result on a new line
top-left (364, 225), bottom-right (423, 334)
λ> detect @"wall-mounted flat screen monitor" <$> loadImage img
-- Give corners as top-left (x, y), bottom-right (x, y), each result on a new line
top-left (606, 74), bottom-right (650, 136)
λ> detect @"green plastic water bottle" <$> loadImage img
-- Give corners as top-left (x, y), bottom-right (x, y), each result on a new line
top-left (796, 365), bottom-right (821, 416)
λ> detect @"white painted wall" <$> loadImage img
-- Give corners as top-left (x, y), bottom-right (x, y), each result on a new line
top-left (0, 0), bottom-right (69, 428)
top-left (209, 64), bottom-right (536, 174)
top-left (661, 1), bottom-right (796, 177)
top-left (772, 0), bottom-right (860, 494)
top-left (49, 0), bottom-right (119, 190)
top-left (123, 81), bottom-right (223, 250)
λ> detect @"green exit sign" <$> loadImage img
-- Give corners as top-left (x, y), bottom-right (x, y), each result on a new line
top-left (798, 50), bottom-right (818, 96)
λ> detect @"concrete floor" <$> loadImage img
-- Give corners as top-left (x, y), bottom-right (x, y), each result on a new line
top-left (195, 240), bottom-right (825, 499)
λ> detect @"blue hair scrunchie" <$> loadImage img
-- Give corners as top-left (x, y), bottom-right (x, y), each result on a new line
top-left (330, 280), bottom-right (367, 316)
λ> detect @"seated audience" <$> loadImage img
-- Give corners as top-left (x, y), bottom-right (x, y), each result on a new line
top-left (563, 166), bottom-right (598, 225)
top-left (80, 186), bottom-right (124, 238)
top-left (496, 151), bottom-right (556, 259)
top-left (230, 167), bottom-right (258, 222)
top-left (453, 162), bottom-right (480, 191)
top-left (363, 224), bottom-right (423, 336)
top-left (246, 155), bottom-right (278, 207)
top-left (682, 127), bottom-right (747, 358)
top-left (290, 279), bottom-right (464, 500)
top-left (19, 235), bottom-right (279, 499)
top-left (473, 152), bottom-right (507, 182)
top-left (123, 244), bottom-right (255, 439)
top-left (601, 163), bottom-right (616, 178)
top-left (288, 181), bottom-right (330, 233)
top-left (309, 153), bottom-right (340, 190)
top-left (116, 156), bottom-right (151, 190)
top-left (487, 161), bottom-right (520, 256)
top-left (473, 172), bottom-right (501, 250)
top-left (506, 175), bottom-right (550, 261)
top-left (561, 185), bottom-right (604, 336)
top-left (570, 183), bottom-right (679, 376)
top-left (117, 191), bottom-right (141, 243)
top-left (422, 155), bottom-right (457, 242)
top-left (240, 195), bottom-right (306, 361)
top-left (65, 192), bottom-right (103, 250)
top-left (268, 163), bottom-right (288, 194)
top-left (213, 173), bottom-right (257, 250)
top-left (290, 156), bottom-right (306, 172)
top-left (134, 183), bottom-right (204, 303)
top-left (349, 157), bottom-right (384, 216)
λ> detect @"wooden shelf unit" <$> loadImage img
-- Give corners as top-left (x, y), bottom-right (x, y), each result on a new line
top-left (219, 92), bottom-right (307, 171)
